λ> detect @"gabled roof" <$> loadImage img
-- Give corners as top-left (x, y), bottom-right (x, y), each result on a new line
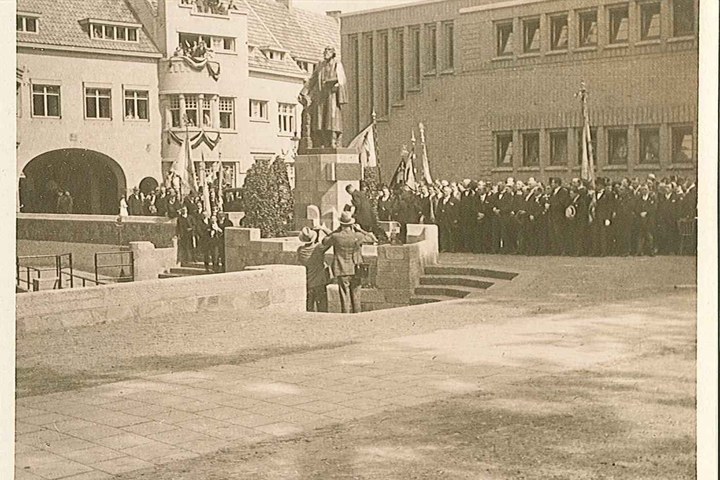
top-left (16, 0), bottom-right (159, 56)
top-left (243, 0), bottom-right (340, 65)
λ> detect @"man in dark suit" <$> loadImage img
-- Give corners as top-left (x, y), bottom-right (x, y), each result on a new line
top-left (474, 182), bottom-right (492, 253)
top-left (393, 185), bottom-right (422, 244)
top-left (494, 182), bottom-right (516, 254)
top-left (127, 187), bottom-right (144, 216)
top-left (435, 185), bottom-right (459, 253)
top-left (613, 184), bottom-right (636, 256)
top-left (346, 182), bottom-right (377, 233)
top-left (592, 179), bottom-right (616, 257)
top-left (457, 180), bottom-right (478, 253)
top-left (322, 212), bottom-right (376, 313)
top-left (548, 177), bottom-right (571, 255)
top-left (176, 207), bottom-right (194, 264)
top-left (656, 183), bottom-right (680, 255)
top-left (635, 184), bottom-right (657, 256)
top-left (516, 185), bottom-right (541, 255)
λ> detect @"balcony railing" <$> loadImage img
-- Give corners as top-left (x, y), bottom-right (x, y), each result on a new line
top-left (179, 0), bottom-right (238, 16)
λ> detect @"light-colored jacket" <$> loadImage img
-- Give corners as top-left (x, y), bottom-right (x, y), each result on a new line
top-left (322, 226), bottom-right (373, 277)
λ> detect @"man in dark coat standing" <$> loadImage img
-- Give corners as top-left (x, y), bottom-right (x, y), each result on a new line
top-left (548, 177), bottom-right (571, 255)
top-left (591, 179), bottom-right (616, 257)
top-left (656, 183), bottom-right (680, 255)
top-left (346, 182), bottom-right (376, 233)
top-left (635, 184), bottom-right (657, 256)
top-left (127, 187), bottom-right (143, 216)
top-left (436, 185), bottom-right (458, 253)
top-left (322, 212), bottom-right (376, 313)
top-left (393, 185), bottom-right (422, 244)
top-left (457, 181), bottom-right (478, 253)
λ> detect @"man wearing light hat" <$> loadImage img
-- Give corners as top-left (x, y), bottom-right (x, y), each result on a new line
top-left (297, 225), bottom-right (333, 312)
top-left (322, 211), bottom-right (377, 313)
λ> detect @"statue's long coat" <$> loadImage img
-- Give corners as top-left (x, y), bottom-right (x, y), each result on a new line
top-left (301, 57), bottom-right (347, 134)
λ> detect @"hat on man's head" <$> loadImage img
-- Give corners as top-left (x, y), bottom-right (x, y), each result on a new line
top-left (298, 226), bottom-right (317, 243)
top-left (339, 211), bottom-right (356, 226)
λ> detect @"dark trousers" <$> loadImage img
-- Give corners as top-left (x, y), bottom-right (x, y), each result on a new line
top-left (592, 221), bottom-right (612, 256)
top-left (549, 218), bottom-right (566, 255)
top-left (399, 222), bottom-right (408, 244)
top-left (516, 218), bottom-right (535, 255)
top-left (337, 275), bottom-right (361, 313)
top-left (306, 285), bottom-right (328, 312)
top-left (636, 222), bottom-right (655, 256)
top-left (438, 222), bottom-right (456, 252)
top-left (499, 215), bottom-right (515, 253)
top-left (179, 235), bottom-right (193, 264)
top-left (614, 219), bottom-right (633, 256)
top-left (459, 218), bottom-right (475, 252)
top-left (205, 240), bottom-right (221, 272)
top-left (655, 221), bottom-right (678, 255)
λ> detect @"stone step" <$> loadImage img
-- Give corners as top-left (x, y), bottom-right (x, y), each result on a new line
top-left (409, 295), bottom-right (452, 305)
top-left (423, 265), bottom-right (518, 281)
top-left (182, 262), bottom-right (206, 269)
top-left (168, 267), bottom-right (209, 276)
top-left (413, 285), bottom-right (483, 298)
top-left (159, 272), bottom-right (184, 279)
top-left (419, 275), bottom-right (495, 290)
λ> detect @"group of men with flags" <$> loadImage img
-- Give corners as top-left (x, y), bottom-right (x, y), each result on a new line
top-left (376, 174), bottom-right (697, 257)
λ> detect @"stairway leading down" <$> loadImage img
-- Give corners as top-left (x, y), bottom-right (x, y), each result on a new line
top-left (410, 265), bottom-right (519, 305)
top-left (159, 262), bottom-right (214, 279)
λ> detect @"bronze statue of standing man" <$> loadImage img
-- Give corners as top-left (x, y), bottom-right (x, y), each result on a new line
top-left (299, 46), bottom-right (347, 150)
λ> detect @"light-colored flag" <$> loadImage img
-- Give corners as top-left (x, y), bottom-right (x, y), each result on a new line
top-left (169, 126), bottom-right (197, 196)
top-left (579, 82), bottom-right (596, 185)
top-left (406, 131), bottom-right (418, 190)
top-left (418, 122), bottom-right (433, 185)
top-left (201, 152), bottom-right (211, 214)
top-left (214, 158), bottom-right (224, 211)
top-left (348, 122), bottom-right (378, 169)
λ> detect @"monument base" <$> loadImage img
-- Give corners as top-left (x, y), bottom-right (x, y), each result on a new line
top-left (293, 150), bottom-right (362, 230)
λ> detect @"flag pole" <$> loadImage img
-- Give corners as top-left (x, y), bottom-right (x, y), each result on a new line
top-left (372, 109), bottom-right (381, 184)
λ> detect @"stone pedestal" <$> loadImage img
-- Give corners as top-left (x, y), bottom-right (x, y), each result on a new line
top-left (293, 148), bottom-right (361, 230)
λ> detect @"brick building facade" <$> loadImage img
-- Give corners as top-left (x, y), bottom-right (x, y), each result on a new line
top-left (341, 0), bottom-right (698, 183)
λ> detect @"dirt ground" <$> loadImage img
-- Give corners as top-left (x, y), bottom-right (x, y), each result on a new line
top-left (16, 255), bottom-right (698, 479)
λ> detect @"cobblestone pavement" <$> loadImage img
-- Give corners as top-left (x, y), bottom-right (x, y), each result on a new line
top-left (15, 255), bottom-right (697, 479)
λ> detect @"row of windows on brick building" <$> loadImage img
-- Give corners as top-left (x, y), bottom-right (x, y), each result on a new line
top-left (495, 125), bottom-right (694, 168)
top-left (495, 0), bottom-right (694, 57)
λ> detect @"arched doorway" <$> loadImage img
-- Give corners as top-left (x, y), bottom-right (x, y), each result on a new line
top-left (21, 149), bottom-right (127, 215)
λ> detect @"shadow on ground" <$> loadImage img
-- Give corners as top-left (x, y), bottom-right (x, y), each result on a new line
top-left (16, 341), bottom-right (354, 398)
top-left (118, 344), bottom-right (696, 480)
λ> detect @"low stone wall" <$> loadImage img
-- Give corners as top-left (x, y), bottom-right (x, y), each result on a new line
top-left (129, 241), bottom-right (179, 281)
top-left (225, 227), bottom-right (379, 286)
top-left (16, 265), bottom-right (305, 333)
top-left (17, 213), bottom-right (177, 248)
top-left (225, 224), bottom-right (439, 312)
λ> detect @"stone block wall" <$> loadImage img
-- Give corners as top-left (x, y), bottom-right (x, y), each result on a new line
top-left (225, 224), bottom-right (439, 312)
top-left (16, 265), bottom-right (305, 333)
top-left (17, 213), bottom-right (177, 248)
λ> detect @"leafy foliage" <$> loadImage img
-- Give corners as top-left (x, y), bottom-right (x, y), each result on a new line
top-left (241, 156), bottom-right (294, 238)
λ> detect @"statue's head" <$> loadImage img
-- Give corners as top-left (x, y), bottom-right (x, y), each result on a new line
top-left (323, 46), bottom-right (336, 60)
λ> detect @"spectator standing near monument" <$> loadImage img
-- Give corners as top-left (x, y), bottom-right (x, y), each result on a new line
top-left (176, 207), bottom-right (194, 264)
top-left (322, 212), bottom-right (376, 314)
top-left (127, 187), bottom-right (143, 216)
top-left (297, 226), bottom-right (333, 312)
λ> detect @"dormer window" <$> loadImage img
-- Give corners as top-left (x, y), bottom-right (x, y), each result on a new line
top-left (264, 49), bottom-right (285, 61)
top-left (296, 60), bottom-right (315, 73)
top-left (17, 14), bottom-right (39, 33)
top-left (84, 20), bottom-right (139, 42)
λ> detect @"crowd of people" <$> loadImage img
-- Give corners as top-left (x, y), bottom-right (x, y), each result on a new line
top-left (120, 184), bottom-right (234, 273)
top-left (362, 173), bottom-right (697, 257)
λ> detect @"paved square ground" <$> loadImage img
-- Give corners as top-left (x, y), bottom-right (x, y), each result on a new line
top-left (15, 255), bottom-right (697, 479)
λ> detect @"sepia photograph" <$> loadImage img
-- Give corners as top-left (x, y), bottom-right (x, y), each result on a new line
top-left (4, 0), bottom-right (717, 478)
